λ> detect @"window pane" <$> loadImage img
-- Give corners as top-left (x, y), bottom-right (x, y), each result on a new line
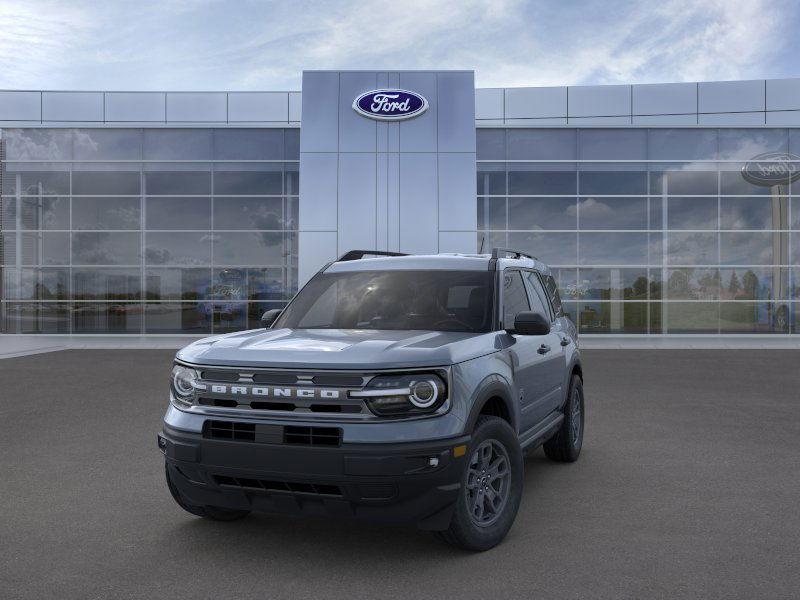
top-left (9, 268), bottom-right (69, 300)
top-left (73, 129), bottom-right (141, 160)
top-left (72, 303), bottom-right (142, 333)
top-left (577, 302), bottom-right (648, 333)
top-left (213, 232), bottom-right (294, 266)
top-left (507, 129), bottom-right (576, 160)
top-left (578, 197), bottom-right (647, 230)
top-left (508, 197), bottom-right (576, 230)
top-left (145, 232), bottom-right (212, 265)
top-left (668, 197), bottom-right (718, 230)
top-left (522, 272), bottom-right (550, 317)
top-left (477, 165), bottom-right (506, 195)
top-left (20, 197), bottom-right (69, 230)
top-left (719, 267), bottom-right (786, 301)
top-left (579, 233), bottom-right (649, 265)
top-left (1, 197), bottom-right (17, 227)
top-left (72, 197), bottom-right (140, 230)
top-left (720, 302), bottom-right (783, 333)
top-left (549, 268), bottom-right (579, 303)
top-left (507, 232), bottom-right (577, 265)
top-left (720, 197), bottom-right (786, 230)
top-left (72, 171), bottom-right (140, 195)
top-left (213, 169), bottom-right (283, 195)
top-left (664, 302), bottom-right (719, 333)
top-left (213, 302), bottom-right (248, 332)
top-left (578, 129), bottom-right (646, 160)
top-left (72, 232), bottom-right (140, 265)
top-left (648, 129), bottom-right (718, 161)
top-left (720, 232), bottom-right (777, 265)
top-left (666, 268), bottom-right (720, 300)
top-left (143, 129), bottom-right (213, 160)
top-left (476, 129), bottom-right (505, 160)
top-left (213, 129), bottom-right (283, 160)
top-left (3, 303), bottom-right (70, 333)
top-left (579, 171), bottom-right (647, 195)
top-left (508, 169), bottom-right (576, 195)
top-left (145, 268), bottom-right (212, 300)
top-left (144, 171), bottom-right (211, 195)
top-left (284, 163), bottom-right (299, 196)
top-left (666, 232), bottom-right (718, 264)
top-left (577, 268), bottom-right (649, 300)
top-left (246, 267), bottom-right (289, 300)
top-left (650, 169), bottom-right (717, 195)
top-left (72, 268), bottom-right (141, 300)
top-left (4, 129), bottom-right (72, 160)
top-left (19, 232), bottom-right (70, 265)
top-left (11, 170), bottom-right (70, 195)
top-left (145, 197), bottom-right (211, 230)
top-left (144, 303), bottom-right (211, 333)
top-left (718, 129), bottom-right (788, 160)
top-left (285, 129), bottom-right (300, 159)
top-left (213, 197), bottom-right (284, 229)
top-left (650, 197), bottom-right (663, 230)
top-left (720, 168), bottom-right (774, 195)
top-left (477, 197), bottom-right (506, 230)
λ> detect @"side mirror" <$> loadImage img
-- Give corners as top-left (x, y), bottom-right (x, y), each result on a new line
top-left (510, 311), bottom-right (550, 336)
top-left (260, 309), bottom-right (282, 329)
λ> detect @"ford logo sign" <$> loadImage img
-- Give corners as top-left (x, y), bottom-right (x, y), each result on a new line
top-left (741, 152), bottom-right (800, 187)
top-left (352, 89), bottom-right (428, 121)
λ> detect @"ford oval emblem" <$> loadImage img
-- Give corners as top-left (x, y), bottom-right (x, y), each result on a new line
top-left (741, 152), bottom-right (800, 187)
top-left (352, 89), bottom-right (428, 121)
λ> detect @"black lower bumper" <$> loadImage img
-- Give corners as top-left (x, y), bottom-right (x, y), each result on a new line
top-left (159, 424), bottom-right (470, 530)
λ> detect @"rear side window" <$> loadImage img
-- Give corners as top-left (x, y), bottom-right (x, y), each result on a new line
top-left (543, 274), bottom-right (564, 317)
top-left (502, 271), bottom-right (530, 328)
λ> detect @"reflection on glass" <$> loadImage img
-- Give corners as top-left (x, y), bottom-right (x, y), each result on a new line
top-left (719, 268), bottom-right (785, 301)
top-left (666, 232), bottom-right (718, 264)
top-left (647, 130), bottom-right (717, 161)
top-left (477, 168), bottom-right (506, 195)
top-left (507, 129), bottom-right (575, 160)
top-left (720, 302), bottom-right (783, 333)
top-left (666, 268), bottom-right (720, 300)
top-left (2, 302), bottom-right (70, 333)
top-left (213, 170), bottom-right (282, 195)
top-left (73, 130), bottom-right (141, 160)
top-left (16, 268), bottom-right (70, 300)
top-left (578, 129), bottom-right (646, 160)
top-left (720, 232), bottom-right (776, 265)
top-left (212, 302), bottom-right (247, 332)
top-left (144, 171), bottom-right (211, 195)
top-left (145, 197), bottom-right (211, 230)
top-left (507, 197), bottom-right (576, 230)
top-left (213, 232), bottom-right (293, 266)
top-left (664, 302), bottom-right (719, 333)
top-left (213, 129), bottom-right (284, 160)
top-left (213, 197), bottom-right (283, 230)
top-left (507, 232), bottom-right (577, 265)
top-left (9, 171), bottom-right (70, 196)
top-left (578, 197), bottom-right (646, 230)
top-left (508, 170), bottom-right (576, 195)
top-left (4, 129), bottom-right (73, 160)
top-left (72, 268), bottom-right (141, 301)
top-left (145, 268), bottom-right (212, 301)
top-left (476, 129), bottom-right (505, 160)
top-left (19, 232), bottom-right (70, 265)
top-left (72, 232), bottom-right (140, 265)
top-left (20, 197), bottom-right (69, 230)
top-left (667, 197), bottom-right (717, 230)
top-left (577, 302), bottom-right (647, 333)
top-left (579, 233), bottom-right (649, 265)
top-left (578, 171), bottom-right (647, 195)
top-left (72, 197), bottom-right (140, 230)
top-left (577, 268), bottom-right (649, 300)
top-left (145, 232), bottom-right (212, 266)
top-left (144, 303), bottom-right (212, 333)
top-left (72, 171), bottom-right (141, 195)
top-left (72, 303), bottom-right (143, 333)
top-left (720, 197), bottom-right (786, 230)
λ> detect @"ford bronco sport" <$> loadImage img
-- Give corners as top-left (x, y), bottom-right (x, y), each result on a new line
top-left (159, 248), bottom-right (584, 551)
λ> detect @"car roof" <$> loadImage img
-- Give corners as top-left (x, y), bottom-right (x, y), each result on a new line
top-left (324, 253), bottom-right (552, 275)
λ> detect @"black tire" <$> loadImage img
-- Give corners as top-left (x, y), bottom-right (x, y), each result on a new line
top-left (435, 415), bottom-right (523, 551)
top-left (543, 374), bottom-right (584, 462)
top-left (165, 463), bottom-right (250, 522)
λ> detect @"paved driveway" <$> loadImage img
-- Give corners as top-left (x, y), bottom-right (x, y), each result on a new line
top-left (2, 349), bottom-right (798, 599)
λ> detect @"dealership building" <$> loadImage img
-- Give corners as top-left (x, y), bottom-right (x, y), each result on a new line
top-left (1, 70), bottom-right (799, 338)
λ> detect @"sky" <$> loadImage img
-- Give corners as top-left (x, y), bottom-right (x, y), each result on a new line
top-left (0, 0), bottom-right (798, 91)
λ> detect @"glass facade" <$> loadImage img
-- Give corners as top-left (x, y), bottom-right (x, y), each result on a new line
top-left (0, 128), bottom-right (299, 333)
top-left (478, 128), bottom-right (800, 335)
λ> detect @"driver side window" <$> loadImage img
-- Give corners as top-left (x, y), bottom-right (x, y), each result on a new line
top-left (502, 271), bottom-right (530, 328)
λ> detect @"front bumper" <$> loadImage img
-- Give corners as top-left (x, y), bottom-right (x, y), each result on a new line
top-left (159, 423), bottom-right (470, 530)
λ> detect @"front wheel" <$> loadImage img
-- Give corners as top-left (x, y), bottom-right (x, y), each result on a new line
top-left (543, 374), bottom-right (584, 462)
top-left (436, 415), bottom-right (524, 551)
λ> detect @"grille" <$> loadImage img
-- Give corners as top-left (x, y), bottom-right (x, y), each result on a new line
top-left (284, 425), bottom-right (342, 447)
top-left (213, 475), bottom-right (343, 497)
top-left (203, 420), bottom-right (342, 447)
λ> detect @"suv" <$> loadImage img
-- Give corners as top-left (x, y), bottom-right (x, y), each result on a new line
top-left (159, 248), bottom-right (584, 551)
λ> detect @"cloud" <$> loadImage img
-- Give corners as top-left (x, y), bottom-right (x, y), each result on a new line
top-left (0, 0), bottom-right (795, 90)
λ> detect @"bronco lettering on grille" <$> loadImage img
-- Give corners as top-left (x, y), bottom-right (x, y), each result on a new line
top-left (208, 385), bottom-right (341, 400)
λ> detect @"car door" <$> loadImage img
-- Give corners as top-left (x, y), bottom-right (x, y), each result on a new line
top-left (523, 271), bottom-right (567, 417)
top-left (501, 270), bottom-right (553, 433)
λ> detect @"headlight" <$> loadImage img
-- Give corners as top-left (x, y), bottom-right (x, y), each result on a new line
top-left (171, 364), bottom-right (199, 405)
top-left (351, 372), bottom-right (447, 417)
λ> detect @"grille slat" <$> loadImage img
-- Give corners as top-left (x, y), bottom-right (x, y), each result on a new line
top-left (284, 425), bottom-right (342, 447)
top-left (204, 421), bottom-right (341, 447)
top-left (213, 475), bottom-right (343, 497)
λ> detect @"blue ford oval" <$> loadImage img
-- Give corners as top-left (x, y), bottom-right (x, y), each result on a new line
top-left (353, 89), bottom-right (428, 121)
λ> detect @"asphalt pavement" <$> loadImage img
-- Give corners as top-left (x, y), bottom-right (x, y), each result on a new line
top-left (1, 349), bottom-right (799, 599)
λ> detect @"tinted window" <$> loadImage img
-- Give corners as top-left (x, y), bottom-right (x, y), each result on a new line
top-left (502, 271), bottom-right (530, 328)
top-left (543, 274), bottom-right (564, 316)
top-left (522, 271), bottom-right (551, 319)
top-left (275, 270), bottom-right (495, 332)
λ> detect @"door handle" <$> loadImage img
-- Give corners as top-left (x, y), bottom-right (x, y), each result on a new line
top-left (537, 344), bottom-right (551, 355)
top-left (560, 337), bottom-right (570, 347)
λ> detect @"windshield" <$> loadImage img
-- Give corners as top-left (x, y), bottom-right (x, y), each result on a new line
top-left (274, 270), bottom-right (495, 332)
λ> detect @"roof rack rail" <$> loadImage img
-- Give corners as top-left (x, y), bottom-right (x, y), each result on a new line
top-left (490, 247), bottom-right (538, 261)
top-left (337, 250), bottom-right (409, 262)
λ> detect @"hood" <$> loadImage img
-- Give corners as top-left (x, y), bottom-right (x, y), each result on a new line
top-left (176, 328), bottom-right (501, 370)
